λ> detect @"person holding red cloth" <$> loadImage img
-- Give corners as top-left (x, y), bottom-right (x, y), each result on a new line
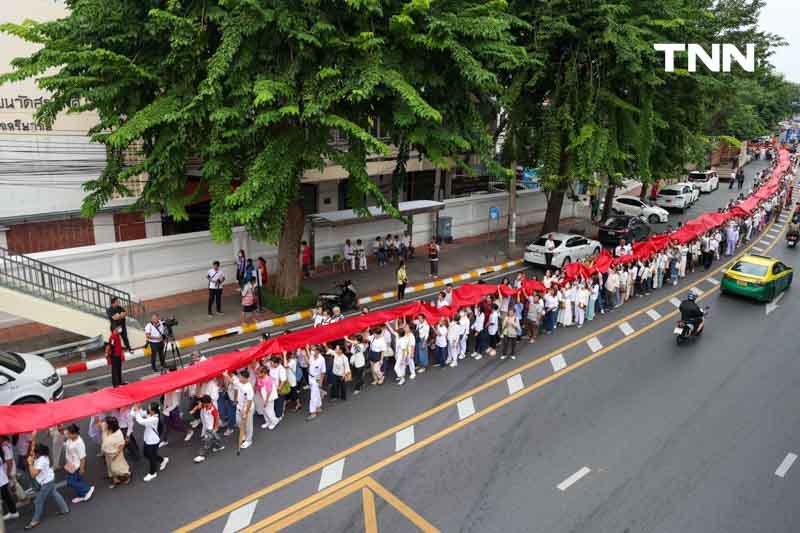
top-left (107, 326), bottom-right (126, 388)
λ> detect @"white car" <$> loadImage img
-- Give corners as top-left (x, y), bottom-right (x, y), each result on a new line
top-left (0, 351), bottom-right (63, 405)
top-left (656, 183), bottom-right (696, 212)
top-left (524, 232), bottom-right (602, 269)
top-left (676, 181), bottom-right (701, 204)
top-left (611, 196), bottom-right (669, 224)
top-left (687, 170), bottom-right (720, 193)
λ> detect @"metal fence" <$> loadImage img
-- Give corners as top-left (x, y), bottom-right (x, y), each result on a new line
top-left (0, 246), bottom-right (145, 325)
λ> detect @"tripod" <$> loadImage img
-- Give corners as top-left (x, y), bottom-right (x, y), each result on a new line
top-left (164, 335), bottom-right (184, 369)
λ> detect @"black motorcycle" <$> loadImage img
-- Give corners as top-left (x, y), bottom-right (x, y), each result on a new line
top-left (787, 230), bottom-right (798, 248)
top-left (317, 280), bottom-right (357, 313)
top-left (674, 306), bottom-right (710, 346)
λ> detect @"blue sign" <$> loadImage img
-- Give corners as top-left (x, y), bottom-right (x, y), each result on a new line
top-left (489, 206), bottom-right (500, 220)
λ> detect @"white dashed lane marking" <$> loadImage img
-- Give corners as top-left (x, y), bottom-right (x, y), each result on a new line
top-left (395, 426), bottom-right (415, 452)
top-left (550, 354), bottom-right (567, 372)
top-left (457, 397), bottom-right (476, 420)
top-left (692, 287), bottom-right (704, 295)
top-left (775, 453), bottom-right (797, 478)
top-left (587, 337), bottom-right (602, 353)
top-left (557, 466), bottom-right (592, 491)
top-left (618, 322), bottom-right (634, 336)
top-left (222, 500), bottom-right (258, 533)
top-left (646, 309), bottom-right (661, 321)
top-left (753, 247), bottom-right (766, 253)
top-left (318, 458), bottom-right (346, 491)
top-left (506, 374), bottom-right (524, 395)
top-left (670, 298), bottom-right (682, 307)
top-left (705, 277), bottom-right (720, 285)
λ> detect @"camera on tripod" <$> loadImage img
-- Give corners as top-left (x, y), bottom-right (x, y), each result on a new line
top-left (162, 316), bottom-right (179, 338)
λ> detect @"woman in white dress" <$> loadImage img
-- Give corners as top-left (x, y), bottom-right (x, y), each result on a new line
top-left (305, 345), bottom-right (326, 421)
top-left (557, 284), bottom-right (572, 327)
top-left (575, 282), bottom-right (589, 327)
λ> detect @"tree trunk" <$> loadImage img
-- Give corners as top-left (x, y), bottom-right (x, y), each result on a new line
top-left (507, 160), bottom-right (518, 256)
top-left (274, 200), bottom-right (305, 299)
top-left (542, 141), bottom-right (569, 234)
top-left (601, 184), bottom-right (616, 222)
top-left (639, 183), bottom-right (648, 201)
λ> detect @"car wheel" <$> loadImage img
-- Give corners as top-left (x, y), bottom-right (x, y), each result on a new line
top-left (12, 396), bottom-right (46, 405)
top-left (648, 214), bottom-right (660, 224)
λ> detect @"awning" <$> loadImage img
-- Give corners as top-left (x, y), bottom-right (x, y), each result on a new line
top-left (309, 200), bottom-right (444, 228)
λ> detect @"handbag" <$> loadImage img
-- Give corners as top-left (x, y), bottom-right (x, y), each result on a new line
top-left (344, 371), bottom-right (352, 382)
top-left (278, 380), bottom-right (291, 396)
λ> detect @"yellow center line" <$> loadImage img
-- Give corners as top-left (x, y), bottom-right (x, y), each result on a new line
top-left (176, 219), bottom-right (781, 532)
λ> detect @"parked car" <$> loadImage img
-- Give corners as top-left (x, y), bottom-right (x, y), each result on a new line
top-left (598, 215), bottom-right (651, 246)
top-left (655, 183), bottom-right (696, 212)
top-left (721, 254), bottom-right (793, 301)
top-left (687, 170), bottom-right (720, 193)
top-left (524, 232), bottom-right (602, 268)
top-left (0, 351), bottom-right (63, 405)
top-left (611, 196), bottom-right (669, 224)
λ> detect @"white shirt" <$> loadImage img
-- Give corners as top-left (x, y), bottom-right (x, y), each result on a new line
top-left (144, 321), bottom-right (164, 342)
top-left (435, 325), bottom-right (448, 347)
top-left (368, 335), bottom-right (387, 354)
top-left (234, 380), bottom-right (254, 412)
top-left (286, 358), bottom-right (298, 386)
top-left (416, 320), bottom-right (430, 343)
top-left (435, 298), bottom-right (448, 309)
top-left (199, 406), bottom-right (217, 432)
top-left (445, 291), bottom-right (453, 306)
top-left (458, 314), bottom-right (470, 336)
top-left (269, 364), bottom-right (287, 385)
top-left (332, 354), bottom-right (350, 377)
top-left (207, 268), bottom-right (225, 289)
top-left (545, 239), bottom-right (555, 252)
top-left (544, 294), bottom-right (558, 312)
top-left (344, 243), bottom-right (354, 258)
top-left (350, 345), bottom-right (366, 369)
top-left (396, 334), bottom-right (415, 359)
top-left (163, 389), bottom-right (182, 414)
top-left (33, 456), bottom-right (54, 485)
top-left (309, 355), bottom-right (326, 378)
top-left (2, 442), bottom-right (16, 479)
top-left (0, 453), bottom-right (6, 486)
top-left (65, 436), bottom-right (86, 471)
top-left (472, 312), bottom-right (485, 332)
top-left (134, 411), bottom-right (161, 445)
top-left (487, 311), bottom-right (499, 335)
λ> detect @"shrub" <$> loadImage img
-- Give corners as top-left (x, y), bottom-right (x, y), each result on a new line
top-left (259, 286), bottom-right (317, 314)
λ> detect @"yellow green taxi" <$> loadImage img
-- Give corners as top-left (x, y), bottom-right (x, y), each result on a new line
top-left (721, 255), bottom-right (793, 302)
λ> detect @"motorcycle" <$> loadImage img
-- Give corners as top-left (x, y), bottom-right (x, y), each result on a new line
top-left (787, 231), bottom-right (798, 248)
top-left (674, 306), bottom-right (710, 346)
top-left (317, 280), bottom-right (358, 313)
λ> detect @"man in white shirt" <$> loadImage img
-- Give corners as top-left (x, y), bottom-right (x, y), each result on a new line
top-left (458, 309), bottom-right (470, 359)
top-left (207, 260), bottom-right (226, 316)
top-left (64, 424), bottom-right (94, 504)
top-left (144, 314), bottom-right (166, 373)
top-left (343, 240), bottom-right (355, 271)
top-left (415, 315), bottom-right (430, 371)
top-left (269, 357), bottom-right (288, 419)
top-left (224, 369), bottom-right (254, 449)
top-left (544, 234), bottom-right (556, 267)
top-left (471, 307), bottom-right (485, 359)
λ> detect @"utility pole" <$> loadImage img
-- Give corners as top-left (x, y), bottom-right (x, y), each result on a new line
top-left (507, 161), bottom-right (518, 257)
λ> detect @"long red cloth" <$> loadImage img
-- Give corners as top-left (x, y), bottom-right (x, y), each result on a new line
top-left (0, 150), bottom-right (789, 433)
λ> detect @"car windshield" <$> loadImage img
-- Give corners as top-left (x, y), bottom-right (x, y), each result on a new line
top-left (0, 352), bottom-right (25, 373)
top-left (533, 237), bottom-right (562, 247)
top-left (688, 172), bottom-right (708, 181)
top-left (659, 189), bottom-right (680, 196)
top-left (731, 262), bottom-right (768, 277)
top-left (603, 217), bottom-right (629, 229)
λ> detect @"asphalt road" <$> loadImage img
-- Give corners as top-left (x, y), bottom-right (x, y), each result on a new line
top-left (10, 160), bottom-right (797, 533)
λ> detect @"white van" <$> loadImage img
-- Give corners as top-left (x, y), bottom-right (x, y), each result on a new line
top-left (0, 351), bottom-right (63, 405)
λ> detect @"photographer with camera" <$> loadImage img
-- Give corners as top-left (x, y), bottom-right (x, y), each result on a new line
top-left (145, 314), bottom-right (166, 373)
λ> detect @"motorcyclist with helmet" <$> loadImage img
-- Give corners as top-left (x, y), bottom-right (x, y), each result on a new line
top-left (678, 289), bottom-right (705, 335)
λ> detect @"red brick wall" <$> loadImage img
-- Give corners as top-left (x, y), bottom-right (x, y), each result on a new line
top-left (6, 218), bottom-right (95, 254)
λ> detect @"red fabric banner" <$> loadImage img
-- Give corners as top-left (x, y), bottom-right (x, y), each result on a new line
top-left (0, 150), bottom-right (789, 434)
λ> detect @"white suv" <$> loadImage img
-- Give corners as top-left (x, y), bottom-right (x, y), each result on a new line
top-left (687, 170), bottom-right (720, 193)
top-left (0, 351), bottom-right (63, 405)
top-left (656, 183), bottom-right (696, 212)
top-left (611, 196), bottom-right (669, 224)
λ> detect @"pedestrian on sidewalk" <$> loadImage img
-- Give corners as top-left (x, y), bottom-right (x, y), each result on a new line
top-left (374, 237), bottom-right (386, 267)
top-left (207, 261), bottom-right (226, 315)
top-left (133, 405), bottom-right (167, 482)
top-left (25, 444), bottom-right (69, 529)
top-left (400, 231), bottom-right (411, 260)
top-left (63, 425), bottom-right (94, 504)
top-left (300, 241), bottom-right (312, 279)
top-left (106, 297), bottom-right (132, 352)
top-left (355, 239), bottom-right (367, 271)
top-left (344, 240), bottom-right (355, 271)
top-left (240, 278), bottom-right (258, 325)
top-left (428, 238), bottom-right (440, 278)
top-left (386, 234), bottom-right (397, 262)
top-left (190, 395), bottom-right (224, 463)
top-left (106, 325), bottom-right (125, 388)
top-left (145, 314), bottom-right (166, 373)
top-left (235, 250), bottom-right (247, 289)
top-left (396, 260), bottom-right (408, 300)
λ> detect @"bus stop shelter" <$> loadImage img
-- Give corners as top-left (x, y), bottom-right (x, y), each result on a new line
top-left (307, 200), bottom-right (445, 266)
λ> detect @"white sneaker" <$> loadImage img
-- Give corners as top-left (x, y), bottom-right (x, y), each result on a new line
top-left (84, 486), bottom-right (94, 502)
top-left (158, 441), bottom-right (168, 448)
top-left (474, 354), bottom-right (483, 360)
top-left (500, 355), bottom-right (507, 360)
top-left (409, 374), bottom-right (415, 380)
top-left (184, 430), bottom-right (194, 442)
top-left (143, 473), bottom-right (157, 482)
top-left (3, 512), bottom-right (19, 520)
top-left (458, 354), bottom-right (465, 360)
top-left (267, 424), bottom-right (277, 430)
top-left (241, 440), bottom-right (252, 449)
top-left (223, 428), bottom-right (234, 437)
top-left (159, 457), bottom-right (169, 471)
top-left (189, 420), bottom-right (200, 429)
top-left (261, 423), bottom-right (269, 429)
top-left (449, 362), bottom-right (457, 368)
top-left (193, 455), bottom-right (206, 463)
top-left (397, 378), bottom-right (406, 386)
top-left (511, 355), bottom-right (516, 360)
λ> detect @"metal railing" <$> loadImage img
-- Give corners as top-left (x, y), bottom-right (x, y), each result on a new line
top-left (0, 246), bottom-right (145, 326)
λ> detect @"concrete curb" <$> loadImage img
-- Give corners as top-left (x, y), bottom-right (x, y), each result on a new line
top-left (57, 258), bottom-right (524, 376)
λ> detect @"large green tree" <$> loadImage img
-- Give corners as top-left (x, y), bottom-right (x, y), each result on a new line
top-left (1, 0), bottom-right (525, 297)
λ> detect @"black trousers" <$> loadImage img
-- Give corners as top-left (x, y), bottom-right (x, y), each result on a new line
top-left (143, 443), bottom-right (164, 475)
top-left (397, 283), bottom-right (407, 300)
top-left (118, 324), bottom-right (132, 351)
top-left (208, 288), bottom-right (223, 314)
top-left (1, 483), bottom-right (16, 514)
top-left (149, 341), bottom-right (165, 371)
top-left (545, 253), bottom-right (553, 267)
top-left (111, 355), bottom-right (123, 387)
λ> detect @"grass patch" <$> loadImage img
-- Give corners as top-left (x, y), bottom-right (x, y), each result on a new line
top-left (259, 286), bottom-right (317, 315)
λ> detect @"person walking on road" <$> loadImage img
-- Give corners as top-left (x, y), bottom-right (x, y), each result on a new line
top-left (397, 260), bottom-right (408, 300)
top-left (207, 261), bottom-right (226, 315)
top-left (63, 425), bottom-right (94, 504)
top-left (25, 443), bottom-right (69, 529)
top-left (106, 297), bottom-right (132, 352)
top-left (189, 395), bottom-right (225, 463)
top-left (500, 309), bottom-right (520, 360)
top-left (305, 346), bottom-right (326, 421)
top-left (106, 325), bottom-right (125, 388)
top-left (223, 370), bottom-right (255, 447)
top-left (428, 238), bottom-right (440, 278)
top-left (133, 405), bottom-right (168, 482)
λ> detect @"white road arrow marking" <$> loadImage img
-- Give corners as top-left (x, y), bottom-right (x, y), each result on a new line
top-left (766, 291), bottom-right (785, 315)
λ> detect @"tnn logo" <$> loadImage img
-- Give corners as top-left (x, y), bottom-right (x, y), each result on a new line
top-left (654, 44), bottom-right (755, 73)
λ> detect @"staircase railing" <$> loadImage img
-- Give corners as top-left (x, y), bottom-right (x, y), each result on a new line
top-left (0, 246), bottom-right (145, 327)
